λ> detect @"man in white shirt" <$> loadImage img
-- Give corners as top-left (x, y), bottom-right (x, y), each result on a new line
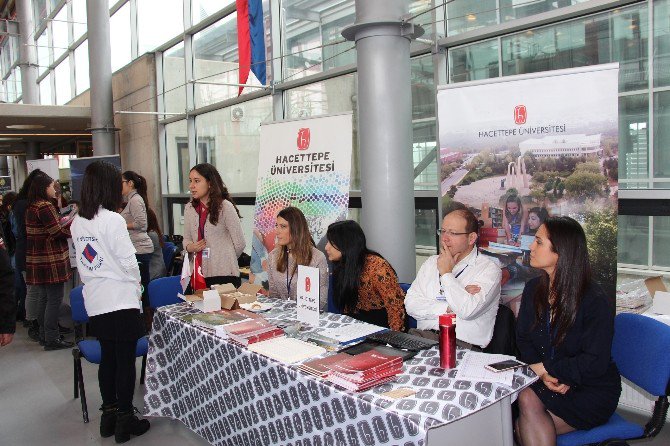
top-left (405, 209), bottom-right (501, 349)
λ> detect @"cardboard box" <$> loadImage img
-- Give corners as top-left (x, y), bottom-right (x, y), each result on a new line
top-left (213, 283), bottom-right (263, 310)
top-left (644, 276), bottom-right (667, 297)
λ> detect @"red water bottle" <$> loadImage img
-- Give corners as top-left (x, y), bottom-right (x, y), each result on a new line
top-left (439, 313), bottom-right (456, 369)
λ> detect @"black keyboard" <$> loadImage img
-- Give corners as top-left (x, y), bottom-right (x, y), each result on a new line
top-left (366, 330), bottom-right (439, 351)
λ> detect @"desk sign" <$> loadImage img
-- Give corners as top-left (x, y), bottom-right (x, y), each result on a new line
top-left (297, 265), bottom-right (320, 327)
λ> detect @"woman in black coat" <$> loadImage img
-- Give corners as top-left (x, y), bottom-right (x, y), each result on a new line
top-left (515, 217), bottom-right (620, 446)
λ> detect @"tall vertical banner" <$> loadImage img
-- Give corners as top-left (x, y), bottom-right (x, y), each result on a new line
top-left (250, 113), bottom-right (353, 287)
top-left (437, 64), bottom-right (619, 304)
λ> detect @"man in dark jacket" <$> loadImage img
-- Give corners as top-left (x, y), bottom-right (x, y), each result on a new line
top-left (0, 223), bottom-right (16, 346)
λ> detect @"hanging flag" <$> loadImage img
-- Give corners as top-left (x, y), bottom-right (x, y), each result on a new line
top-left (180, 250), bottom-right (191, 293)
top-left (236, 0), bottom-right (266, 96)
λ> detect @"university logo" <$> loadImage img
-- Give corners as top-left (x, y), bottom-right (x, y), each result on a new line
top-left (305, 276), bottom-right (311, 292)
top-left (80, 243), bottom-right (103, 270)
top-left (83, 243), bottom-right (97, 263)
top-left (297, 128), bottom-right (310, 150)
top-left (514, 105), bottom-right (527, 124)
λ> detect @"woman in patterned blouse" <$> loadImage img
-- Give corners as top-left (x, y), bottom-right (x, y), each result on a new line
top-left (325, 220), bottom-right (405, 331)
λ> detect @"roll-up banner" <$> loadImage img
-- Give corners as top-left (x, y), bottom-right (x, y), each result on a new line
top-left (437, 64), bottom-right (619, 303)
top-left (250, 113), bottom-right (353, 288)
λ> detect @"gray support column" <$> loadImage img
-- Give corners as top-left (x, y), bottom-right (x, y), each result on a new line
top-left (342, 0), bottom-right (423, 282)
top-left (86, 0), bottom-right (116, 156)
top-left (16, 0), bottom-right (39, 105)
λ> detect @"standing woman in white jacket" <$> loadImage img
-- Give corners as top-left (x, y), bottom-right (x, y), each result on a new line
top-left (71, 161), bottom-right (150, 443)
top-left (183, 163), bottom-right (246, 289)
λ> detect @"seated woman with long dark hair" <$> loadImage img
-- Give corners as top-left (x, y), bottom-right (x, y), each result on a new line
top-left (325, 220), bottom-right (405, 331)
top-left (515, 216), bottom-right (620, 446)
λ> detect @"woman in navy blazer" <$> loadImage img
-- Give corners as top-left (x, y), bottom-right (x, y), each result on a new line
top-left (515, 216), bottom-right (620, 446)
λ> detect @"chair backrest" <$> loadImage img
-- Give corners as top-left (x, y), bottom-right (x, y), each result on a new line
top-left (612, 313), bottom-right (670, 397)
top-left (70, 285), bottom-right (88, 323)
top-left (398, 283), bottom-right (418, 330)
top-left (148, 275), bottom-right (183, 309)
top-left (162, 242), bottom-right (177, 271)
top-left (483, 304), bottom-right (517, 356)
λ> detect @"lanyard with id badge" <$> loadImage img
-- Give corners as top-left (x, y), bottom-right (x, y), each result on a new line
top-left (197, 204), bottom-right (210, 259)
top-left (436, 266), bottom-right (467, 301)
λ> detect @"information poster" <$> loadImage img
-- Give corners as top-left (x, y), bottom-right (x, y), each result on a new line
top-left (69, 155), bottom-right (121, 201)
top-left (250, 113), bottom-right (353, 288)
top-left (27, 158), bottom-right (59, 180)
top-left (437, 64), bottom-right (619, 302)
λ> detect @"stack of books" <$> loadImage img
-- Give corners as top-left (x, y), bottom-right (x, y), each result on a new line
top-left (179, 309), bottom-right (250, 329)
top-left (223, 317), bottom-right (285, 346)
top-left (324, 350), bottom-right (404, 392)
top-left (298, 353), bottom-right (352, 378)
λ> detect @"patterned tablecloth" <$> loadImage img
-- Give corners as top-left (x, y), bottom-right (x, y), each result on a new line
top-left (143, 300), bottom-right (537, 446)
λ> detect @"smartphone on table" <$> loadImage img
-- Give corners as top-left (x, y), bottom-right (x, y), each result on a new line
top-left (485, 359), bottom-right (526, 372)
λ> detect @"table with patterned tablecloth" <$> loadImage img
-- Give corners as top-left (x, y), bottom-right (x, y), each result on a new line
top-left (143, 299), bottom-right (537, 446)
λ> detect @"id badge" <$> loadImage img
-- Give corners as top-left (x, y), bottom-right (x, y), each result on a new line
top-left (436, 295), bottom-right (447, 302)
top-left (202, 247), bottom-right (211, 259)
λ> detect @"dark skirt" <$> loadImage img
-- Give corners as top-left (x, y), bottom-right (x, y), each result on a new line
top-left (349, 308), bottom-right (390, 329)
top-left (530, 378), bottom-right (621, 430)
top-left (88, 308), bottom-right (146, 342)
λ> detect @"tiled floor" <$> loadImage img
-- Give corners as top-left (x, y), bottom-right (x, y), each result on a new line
top-left (2, 323), bottom-right (668, 446)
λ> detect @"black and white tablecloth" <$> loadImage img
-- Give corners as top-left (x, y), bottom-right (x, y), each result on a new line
top-left (143, 300), bottom-right (536, 446)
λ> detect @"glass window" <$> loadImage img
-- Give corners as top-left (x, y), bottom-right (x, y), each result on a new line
top-left (52, 6), bottom-right (69, 60)
top-left (653, 216), bottom-right (670, 266)
top-left (618, 215), bottom-right (648, 265)
top-left (654, 0), bottom-right (670, 87)
top-left (500, 1), bottom-right (592, 24)
top-left (501, 5), bottom-right (648, 92)
top-left (191, 0), bottom-right (235, 25)
top-left (412, 55), bottom-right (437, 191)
top-left (33, 0), bottom-right (48, 31)
top-left (654, 91), bottom-right (670, 178)
top-left (282, 0), bottom-right (356, 81)
top-left (72, 0), bottom-right (87, 42)
top-left (446, 0), bottom-right (497, 37)
top-left (37, 31), bottom-right (49, 74)
top-left (195, 96), bottom-right (273, 194)
top-left (449, 38), bottom-right (499, 83)
top-left (162, 42), bottom-right (186, 113)
top-left (13, 67), bottom-right (22, 101)
top-left (193, 13), bottom-right (240, 107)
top-left (74, 40), bottom-right (89, 95)
top-left (54, 57), bottom-right (71, 105)
top-left (39, 73), bottom-right (53, 105)
top-left (110, 2), bottom-right (131, 72)
top-left (409, 0), bottom-right (437, 51)
top-left (6, 71), bottom-right (16, 102)
top-left (165, 120), bottom-right (189, 194)
top-left (285, 74), bottom-right (359, 189)
top-left (138, 0), bottom-right (184, 55)
top-left (619, 94), bottom-right (649, 188)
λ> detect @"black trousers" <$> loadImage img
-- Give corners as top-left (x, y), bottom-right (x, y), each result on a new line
top-left (98, 339), bottom-right (137, 412)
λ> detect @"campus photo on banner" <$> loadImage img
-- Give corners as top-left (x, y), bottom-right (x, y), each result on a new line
top-left (250, 113), bottom-right (353, 288)
top-left (437, 64), bottom-right (619, 306)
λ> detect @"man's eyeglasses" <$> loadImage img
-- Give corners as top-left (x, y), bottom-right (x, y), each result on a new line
top-left (437, 229), bottom-right (470, 237)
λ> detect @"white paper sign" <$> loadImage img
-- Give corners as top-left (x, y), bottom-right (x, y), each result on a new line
top-left (195, 289), bottom-right (221, 313)
top-left (651, 291), bottom-right (670, 315)
top-left (297, 265), bottom-right (320, 327)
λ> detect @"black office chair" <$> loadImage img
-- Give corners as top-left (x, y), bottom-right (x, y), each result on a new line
top-left (483, 304), bottom-right (517, 356)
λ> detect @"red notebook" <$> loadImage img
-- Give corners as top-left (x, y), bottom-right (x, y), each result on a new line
top-left (326, 350), bottom-right (403, 382)
top-left (223, 318), bottom-right (284, 346)
top-left (299, 353), bottom-right (351, 378)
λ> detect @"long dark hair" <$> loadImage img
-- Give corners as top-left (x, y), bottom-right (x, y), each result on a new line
top-left (27, 172), bottom-right (54, 205)
top-left (79, 161), bottom-right (123, 220)
top-left (276, 206), bottom-right (314, 275)
top-left (18, 169), bottom-right (44, 200)
top-left (533, 216), bottom-right (591, 346)
top-left (122, 170), bottom-right (150, 209)
top-left (327, 220), bottom-right (384, 312)
top-left (147, 208), bottom-right (164, 248)
top-left (190, 163), bottom-right (240, 225)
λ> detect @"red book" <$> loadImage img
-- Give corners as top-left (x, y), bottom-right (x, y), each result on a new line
top-left (299, 353), bottom-right (351, 378)
top-left (327, 373), bottom-right (398, 392)
top-left (326, 350), bottom-right (403, 381)
top-left (224, 318), bottom-right (284, 346)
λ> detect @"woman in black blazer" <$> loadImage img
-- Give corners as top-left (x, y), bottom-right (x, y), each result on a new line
top-left (515, 216), bottom-right (620, 446)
